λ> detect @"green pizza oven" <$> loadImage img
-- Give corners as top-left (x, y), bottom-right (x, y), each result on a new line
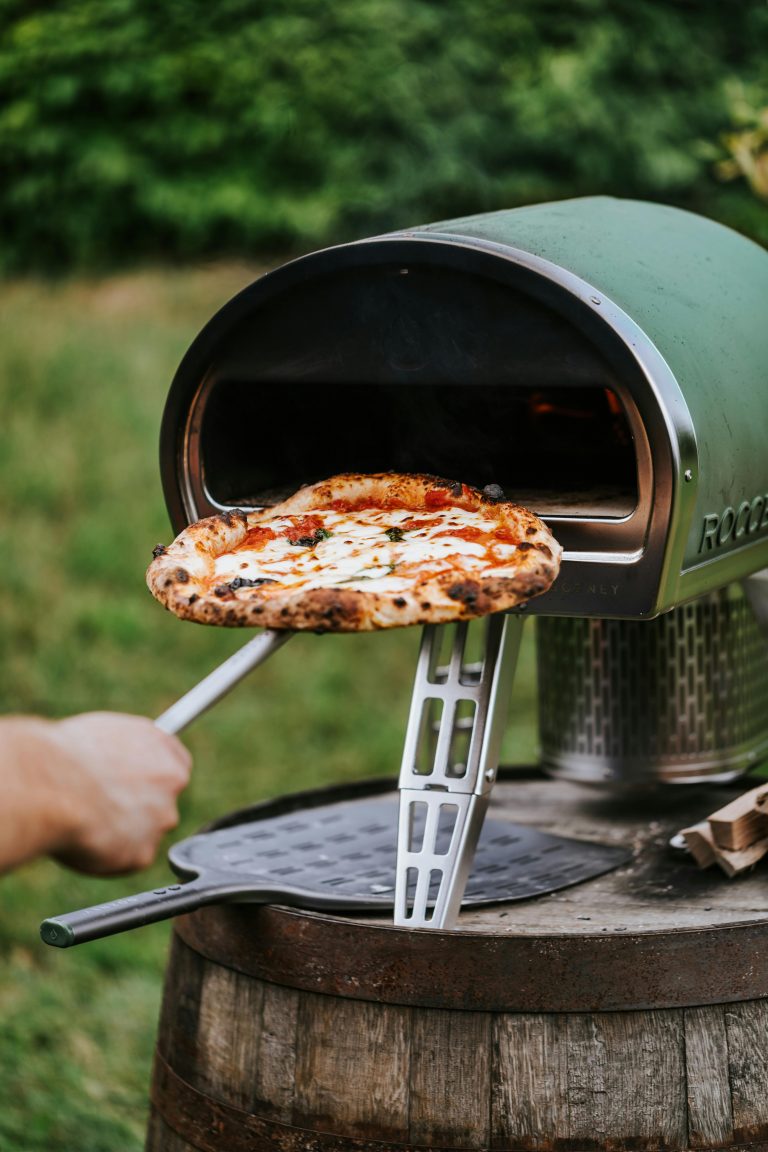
top-left (160, 196), bottom-right (768, 621)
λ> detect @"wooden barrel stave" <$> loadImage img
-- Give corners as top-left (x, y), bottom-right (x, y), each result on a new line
top-left (147, 932), bottom-right (768, 1152)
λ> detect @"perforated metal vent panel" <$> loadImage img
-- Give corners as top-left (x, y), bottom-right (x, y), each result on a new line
top-left (537, 585), bottom-right (768, 784)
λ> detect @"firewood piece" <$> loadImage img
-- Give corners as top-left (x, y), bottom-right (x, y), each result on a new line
top-left (680, 819), bottom-right (768, 877)
top-left (707, 783), bottom-right (768, 851)
top-left (711, 835), bottom-right (768, 879)
top-left (681, 822), bottom-right (717, 869)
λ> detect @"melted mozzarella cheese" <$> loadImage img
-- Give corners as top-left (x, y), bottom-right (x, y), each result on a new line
top-left (212, 507), bottom-right (519, 594)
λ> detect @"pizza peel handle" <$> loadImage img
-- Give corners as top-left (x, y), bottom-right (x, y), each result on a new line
top-left (39, 875), bottom-right (222, 948)
top-left (154, 629), bottom-right (292, 735)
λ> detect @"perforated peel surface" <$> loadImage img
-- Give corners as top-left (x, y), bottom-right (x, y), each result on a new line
top-left (167, 797), bottom-right (630, 909)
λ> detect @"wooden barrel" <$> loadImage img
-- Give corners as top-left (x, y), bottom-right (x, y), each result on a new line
top-left (146, 773), bottom-right (768, 1152)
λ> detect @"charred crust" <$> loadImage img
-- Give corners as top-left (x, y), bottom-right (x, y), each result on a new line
top-left (188, 593), bottom-right (198, 605)
top-left (482, 483), bottom-right (505, 503)
top-left (516, 542), bottom-right (534, 552)
top-left (447, 580), bottom-right (480, 606)
top-left (393, 597), bottom-right (406, 607)
top-left (152, 543), bottom-right (167, 558)
top-left (286, 588), bottom-right (366, 630)
top-left (217, 510), bottom-right (249, 529)
top-left (175, 568), bottom-right (190, 583)
top-left (214, 584), bottom-right (231, 597)
top-left (322, 599), bottom-right (352, 620)
top-left (537, 544), bottom-right (552, 559)
top-left (432, 475), bottom-right (463, 497)
top-left (526, 526), bottom-right (537, 536)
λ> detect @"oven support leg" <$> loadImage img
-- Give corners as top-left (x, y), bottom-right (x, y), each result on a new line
top-left (394, 613), bottom-right (524, 929)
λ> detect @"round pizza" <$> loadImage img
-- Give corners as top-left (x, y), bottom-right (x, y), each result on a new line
top-left (146, 473), bottom-right (561, 632)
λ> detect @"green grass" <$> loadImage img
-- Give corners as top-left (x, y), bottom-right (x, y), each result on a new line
top-left (0, 266), bottom-right (540, 1150)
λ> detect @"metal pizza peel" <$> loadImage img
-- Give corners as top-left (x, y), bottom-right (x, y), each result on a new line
top-left (40, 794), bottom-right (630, 948)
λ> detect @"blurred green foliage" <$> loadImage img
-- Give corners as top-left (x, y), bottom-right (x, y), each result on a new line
top-left (0, 0), bottom-right (766, 272)
top-left (713, 84), bottom-right (768, 202)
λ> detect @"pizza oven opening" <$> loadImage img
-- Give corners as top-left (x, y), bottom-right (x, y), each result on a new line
top-left (200, 379), bottom-right (638, 521)
top-left (168, 255), bottom-right (647, 541)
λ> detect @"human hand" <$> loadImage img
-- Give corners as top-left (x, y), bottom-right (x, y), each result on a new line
top-left (48, 712), bottom-right (191, 875)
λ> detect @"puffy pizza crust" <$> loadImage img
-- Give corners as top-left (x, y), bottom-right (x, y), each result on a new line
top-left (146, 473), bottom-right (561, 631)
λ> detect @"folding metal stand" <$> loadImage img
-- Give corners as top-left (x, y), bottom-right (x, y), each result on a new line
top-left (394, 613), bottom-right (523, 928)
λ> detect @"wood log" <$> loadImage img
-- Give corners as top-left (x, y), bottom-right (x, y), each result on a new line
top-left (706, 783), bottom-right (768, 850)
top-left (682, 818), bottom-right (768, 877)
top-left (712, 834), bottom-right (768, 878)
top-left (680, 821), bottom-right (717, 868)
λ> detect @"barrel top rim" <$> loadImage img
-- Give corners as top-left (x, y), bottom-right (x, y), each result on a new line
top-left (175, 771), bottom-right (768, 1012)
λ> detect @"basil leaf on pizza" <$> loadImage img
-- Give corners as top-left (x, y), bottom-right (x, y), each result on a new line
top-left (146, 473), bottom-right (561, 631)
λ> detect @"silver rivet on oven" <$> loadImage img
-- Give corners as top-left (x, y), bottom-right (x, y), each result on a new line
top-left (684, 469), bottom-right (693, 481)
top-left (590, 295), bottom-right (601, 305)
top-left (400, 268), bottom-right (409, 275)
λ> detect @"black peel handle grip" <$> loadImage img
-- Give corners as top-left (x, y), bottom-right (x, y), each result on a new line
top-left (40, 877), bottom-right (211, 948)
